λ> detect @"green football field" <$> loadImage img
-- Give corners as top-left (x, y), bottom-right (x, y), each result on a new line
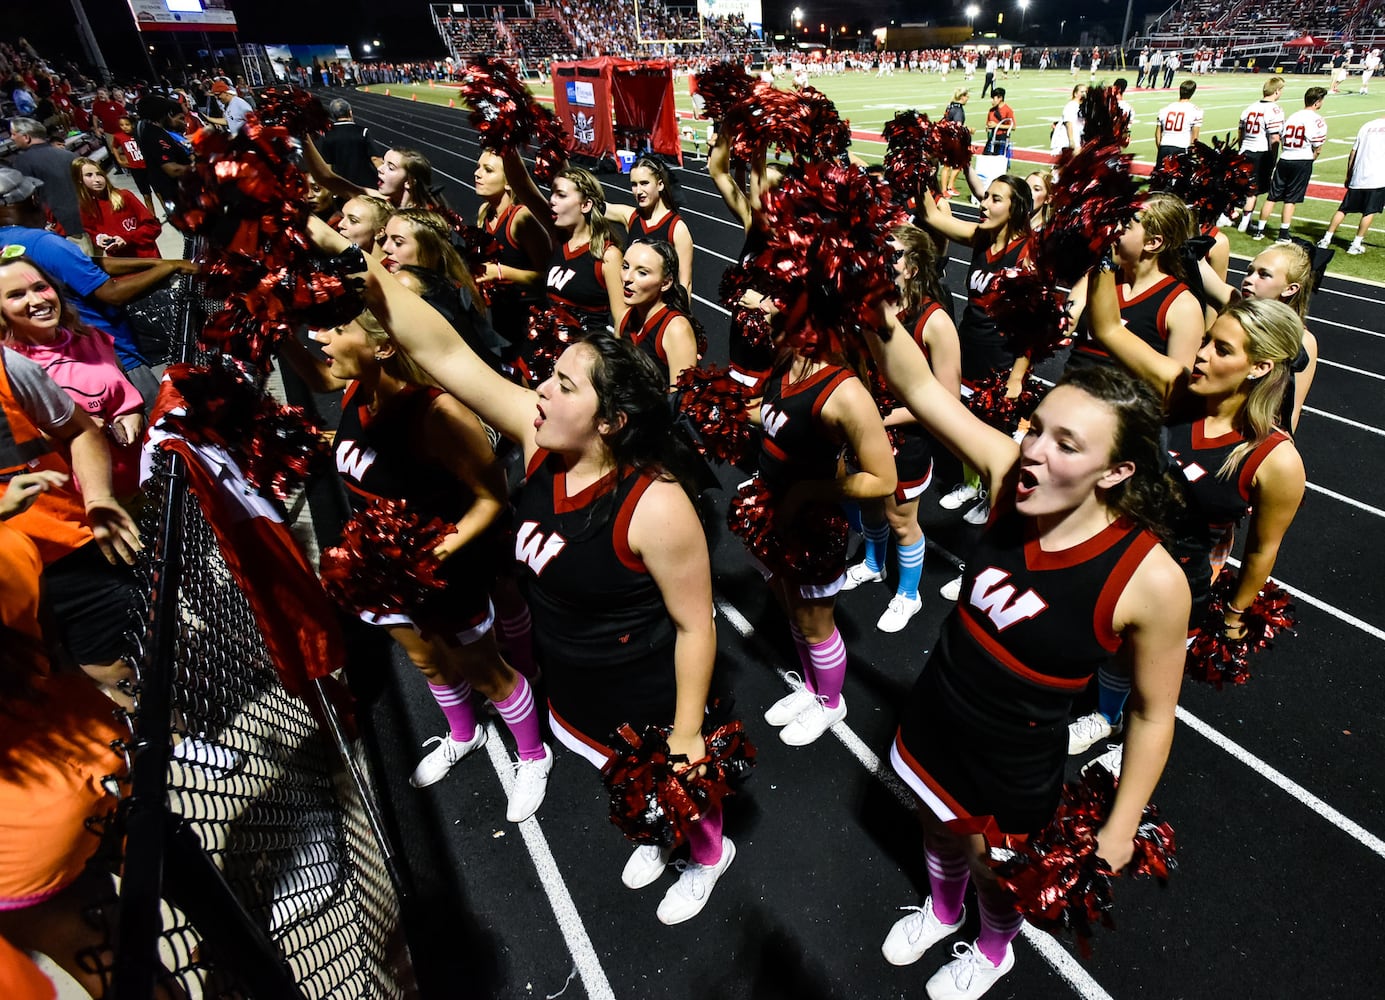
top-left (368, 70), bottom-right (1385, 280)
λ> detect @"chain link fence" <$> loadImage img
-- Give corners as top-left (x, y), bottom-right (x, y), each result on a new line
top-left (89, 246), bottom-right (411, 999)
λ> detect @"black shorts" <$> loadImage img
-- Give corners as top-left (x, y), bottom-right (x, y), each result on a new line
top-left (1339, 186), bottom-right (1385, 215)
top-left (1244, 150), bottom-right (1278, 193)
top-left (44, 542), bottom-right (144, 665)
top-left (892, 426), bottom-right (935, 503)
top-left (1268, 159), bottom-right (1314, 204)
top-left (127, 167), bottom-right (153, 195)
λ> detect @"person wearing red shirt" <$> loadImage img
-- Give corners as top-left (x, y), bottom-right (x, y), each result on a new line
top-left (984, 88), bottom-right (1016, 155)
top-left (109, 115), bottom-right (160, 221)
top-left (72, 157), bottom-right (161, 259)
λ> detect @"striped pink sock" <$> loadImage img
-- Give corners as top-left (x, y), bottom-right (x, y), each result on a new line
top-left (788, 623), bottom-right (818, 694)
top-left (807, 629), bottom-right (847, 708)
top-left (428, 680), bottom-right (477, 742)
top-left (495, 603), bottom-right (539, 680)
top-left (686, 803), bottom-right (724, 866)
top-left (926, 843), bottom-right (971, 924)
top-left (977, 891), bottom-right (1024, 967)
top-left (493, 675), bottom-right (545, 760)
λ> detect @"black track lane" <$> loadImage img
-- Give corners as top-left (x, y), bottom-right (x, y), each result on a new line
top-left (329, 90), bottom-right (1385, 1000)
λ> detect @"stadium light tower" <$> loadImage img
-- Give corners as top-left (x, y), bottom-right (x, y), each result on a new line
top-left (1019, 0), bottom-right (1030, 31)
top-left (966, 4), bottom-right (980, 34)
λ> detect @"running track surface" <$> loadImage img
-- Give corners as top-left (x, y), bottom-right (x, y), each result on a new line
top-left (310, 90), bottom-right (1385, 1000)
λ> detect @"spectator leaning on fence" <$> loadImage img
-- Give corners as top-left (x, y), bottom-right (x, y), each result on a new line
top-left (1318, 114), bottom-right (1385, 256)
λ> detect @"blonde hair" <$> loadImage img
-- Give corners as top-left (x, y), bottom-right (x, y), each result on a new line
top-left (1217, 297), bottom-right (1303, 478)
top-left (952, 87), bottom-right (969, 101)
top-left (555, 165), bottom-right (613, 259)
top-left (1139, 191), bottom-right (1196, 281)
top-left (344, 194), bottom-right (393, 237)
top-left (1257, 242), bottom-right (1313, 319)
top-left (388, 208), bottom-right (481, 304)
top-left (355, 308), bottom-right (436, 387)
top-left (71, 156), bottom-right (124, 214)
top-left (1027, 171), bottom-right (1054, 226)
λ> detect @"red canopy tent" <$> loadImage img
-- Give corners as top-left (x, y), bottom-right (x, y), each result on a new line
top-left (1284, 35), bottom-right (1328, 47)
top-left (552, 57), bottom-right (682, 167)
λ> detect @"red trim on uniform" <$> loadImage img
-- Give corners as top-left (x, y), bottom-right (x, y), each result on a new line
top-left (777, 364), bottom-right (846, 400)
top-left (562, 240), bottom-right (591, 261)
top-left (525, 447), bottom-right (549, 481)
top-left (553, 465), bottom-right (618, 513)
top-left (1237, 431), bottom-right (1289, 501)
top-left (958, 606), bottom-right (1093, 691)
top-left (1092, 530), bottom-right (1160, 652)
top-left (504, 204), bottom-right (523, 246)
top-left (892, 731), bottom-right (975, 819)
top-left (1120, 274), bottom-right (1179, 308)
top-left (344, 481), bottom-right (390, 505)
top-left (809, 370), bottom-right (855, 422)
top-left (912, 301), bottom-right (943, 353)
top-left (613, 473), bottom-right (655, 573)
top-left (1023, 516), bottom-right (1134, 571)
top-left (762, 437), bottom-right (789, 464)
top-left (894, 460), bottom-right (934, 503)
top-left (985, 233), bottom-right (1033, 266)
top-left (549, 701), bottom-right (614, 760)
top-left (1192, 418), bottom-right (1242, 450)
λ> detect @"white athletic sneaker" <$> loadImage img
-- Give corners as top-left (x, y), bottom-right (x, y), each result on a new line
top-left (1083, 743), bottom-right (1125, 778)
top-left (764, 673), bottom-right (817, 727)
top-left (840, 560), bottom-right (886, 592)
top-left (1237, 214), bottom-right (1252, 233)
top-left (1348, 241), bottom-right (1366, 255)
top-left (409, 729), bottom-right (486, 788)
top-left (877, 594), bottom-right (924, 633)
top-left (1068, 711), bottom-right (1123, 755)
top-left (622, 843), bottom-right (675, 889)
top-left (1317, 234), bottom-right (1334, 249)
top-left (506, 744), bottom-right (553, 822)
top-left (172, 735), bottom-right (244, 778)
top-left (656, 837), bottom-right (737, 924)
top-left (881, 897), bottom-right (965, 967)
top-left (940, 572), bottom-right (964, 602)
top-left (939, 482), bottom-right (980, 510)
top-left (926, 941), bottom-right (1016, 1000)
top-left (962, 497), bottom-right (991, 526)
top-left (779, 695), bottom-right (847, 746)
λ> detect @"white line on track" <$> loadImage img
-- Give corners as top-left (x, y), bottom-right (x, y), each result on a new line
top-left (712, 596), bottom-right (1115, 1000)
top-left (1226, 556), bottom-right (1385, 643)
top-left (1301, 405), bottom-right (1385, 437)
top-left (1173, 708), bottom-right (1385, 861)
top-left (482, 724), bottom-right (617, 1000)
top-left (1317, 358), bottom-right (1385, 381)
top-left (1305, 481), bottom-right (1385, 518)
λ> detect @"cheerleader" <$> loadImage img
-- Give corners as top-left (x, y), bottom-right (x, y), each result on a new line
top-left (502, 151), bottom-right (626, 335)
top-left (605, 157), bottom-right (695, 293)
top-left (278, 310), bottom-right (551, 821)
top-left (308, 219), bottom-right (735, 925)
top-left (304, 140), bottom-right (446, 212)
top-left (916, 175), bottom-right (1035, 526)
top-left (616, 238), bottom-right (703, 385)
top-left (335, 193), bottom-right (393, 260)
top-left (842, 225), bottom-right (961, 634)
top-left (1069, 266), bottom-right (1306, 759)
top-left (867, 298), bottom-right (1190, 999)
top-left (751, 314), bottom-right (897, 744)
top-left (1026, 171), bottom-right (1053, 232)
top-left (473, 148), bottom-right (551, 347)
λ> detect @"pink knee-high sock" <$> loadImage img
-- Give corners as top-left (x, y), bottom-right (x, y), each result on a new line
top-left (925, 842), bottom-right (971, 925)
top-left (493, 675), bottom-right (545, 760)
top-left (495, 603), bottom-right (539, 680)
top-left (428, 679), bottom-right (477, 742)
top-left (788, 623), bottom-right (817, 693)
top-left (976, 890), bottom-right (1024, 967)
top-left (686, 802), bottom-right (724, 867)
top-left (807, 629), bottom-right (847, 708)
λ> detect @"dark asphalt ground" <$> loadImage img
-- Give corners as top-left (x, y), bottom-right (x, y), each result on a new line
top-left (307, 89), bottom-right (1385, 1000)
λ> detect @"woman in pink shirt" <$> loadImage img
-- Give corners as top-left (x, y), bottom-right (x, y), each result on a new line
top-left (0, 252), bottom-right (144, 498)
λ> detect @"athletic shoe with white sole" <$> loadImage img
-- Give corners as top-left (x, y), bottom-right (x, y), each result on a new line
top-left (506, 744), bottom-right (553, 822)
top-left (940, 572), bottom-right (964, 602)
top-left (622, 843), bottom-right (675, 889)
top-left (841, 560), bottom-right (887, 591)
top-left (779, 695), bottom-right (847, 746)
top-left (1317, 234), bottom-right (1334, 249)
top-left (1348, 241), bottom-right (1366, 255)
top-left (877, 594), bottom-right (923, 633)
top-left (1082, 743), bottom-right (1125, 778)
top-left (409, 729), bottom-right (486, 788)
top-left (926, 941), bottom-right (1016, 1000)
top-left (764, 672), bottom-right (817, 727)
top-left (962, 497), bottom-right (991, 526)
top-left (939, 482), bottom-right (980, 510)
top-left (1067, 711), bottom-right (1123, 755)
top-left (881, 897), bottom-right (965, 967)
top-left (656, 837), bottom-right (737, 924)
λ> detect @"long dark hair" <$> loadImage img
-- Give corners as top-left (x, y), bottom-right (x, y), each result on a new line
top-left (627, 237), bottom-right (707, 349)
top-left (1056, 364), bottom-right (1185, 543)
top-left (981, 174), bottom-right (1034, 246)
top-left (631, 156), bottom-right (680, 211)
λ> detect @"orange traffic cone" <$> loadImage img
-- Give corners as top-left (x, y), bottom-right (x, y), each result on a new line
top-left (448, 98), bottom-right (455, 107)
top-left (385, 88), bottom-right (391, 97)
top-left (411, 93), bottom-right (417, 101)
top-left (362, 86), bottom-right (370, 93)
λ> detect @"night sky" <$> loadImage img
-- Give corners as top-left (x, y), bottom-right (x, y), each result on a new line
top-left (10, 1), bottom-right (1147, 79)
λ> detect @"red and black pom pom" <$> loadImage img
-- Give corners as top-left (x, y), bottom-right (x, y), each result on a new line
top-left (1039, 141), bottom-right (1143, 287)
top-left (693, 61), bottom-right (757, 122)
top-left (965, 368), bottom-right (1048, 435)
top-left (1079, 86), bottom-right (1132, 148)
top-left (1185, 570), bottom-right (1296, 687)
top-left (972, 267), bottom-right (1069, 365)
top-left (722, 82), bottom-right (851, 163)
top-left (727, 478), bottom-right (849, 586)
top-left (673, 365), bottom-right (756, 465)
top-left (1148, 136), bottom-right (1256, 229)
top-left (319, 499), bottom-right (454, 620)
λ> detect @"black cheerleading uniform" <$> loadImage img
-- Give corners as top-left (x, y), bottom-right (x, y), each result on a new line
top-left (618, 304), bottom-right (687, 381)
top-left (959, 235), bottom-right (1032, 389)
top-left (545, 239), bottom-right (612, 335)
top-left (482, 203), bottom-right (543, 345)
top-left (1068, 274), bottom-right (1192, 370)
top-left (623, 207), bottom-right (684, 251)
top-left (335, 382), bottom-right (505, 631)
top-left (893, 505), bottom-right (1160, 834)
top-left (513, 449), bottom-right (678, 746)
top-left (879, 303), bottom-right (943, 501)
top-left (728, 224), bottom-right (778, 388)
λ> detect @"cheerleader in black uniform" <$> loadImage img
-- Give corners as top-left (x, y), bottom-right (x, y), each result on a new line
top-left (842, 225), bottom-right (961, 634)
top-left (335, 193), bottom-right (392, 261)
top-left (606, 157), bottom-right (695, 293)
top-left (709, 132), bottom-right (784, 389)
top-left (304, 141), bottom-right (446, 212)
top-left (752, 322), bottom-right (897, 746)
top-left (616, 238), bottom-right (702, 386)
top-left (310, 218), bottom-right (733, 925)
top-left (867, 297), bottom-right (1190, 1000)
top-left (502, 151), bottom-right (626, 336)
top-left (277, 310), bottom-right (552, 822)
top-left (916, 175), bottom-right (1035, 527)
top-left (473, 148), bottom-right (551, 347)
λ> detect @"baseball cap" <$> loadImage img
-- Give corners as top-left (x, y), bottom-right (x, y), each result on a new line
top-left (211, 81), bottom-right (232, 94)
top-left (0, 167), bottom-right (43, 206)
